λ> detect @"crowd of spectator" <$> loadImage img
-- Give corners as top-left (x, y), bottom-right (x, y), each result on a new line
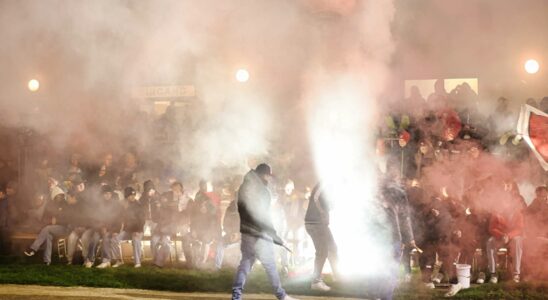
top-left (0, 144), bottom-right (310, 271)
top-left (377, 80), bottom-right (547, 291)
top-left (0, 80), bottom-right (546, 293)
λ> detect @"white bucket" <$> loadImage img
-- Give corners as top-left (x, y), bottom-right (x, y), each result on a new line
top-left (456, 264), bottom-right (471, 289)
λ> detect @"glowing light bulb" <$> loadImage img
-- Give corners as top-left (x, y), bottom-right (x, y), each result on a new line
top-left (524, 59), bottom-right (539, 74)
top-left (28, 79), bottom-right (40, 92)
top-left (235, 69), bottom-right (250, 82)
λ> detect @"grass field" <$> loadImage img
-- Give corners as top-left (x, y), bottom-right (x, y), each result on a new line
top-left (0, 256), bottom-right (547, 299)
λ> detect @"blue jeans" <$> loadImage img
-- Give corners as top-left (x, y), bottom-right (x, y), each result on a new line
top-left (232, 233), bottom-right (286, 300)
top-left (114, 231), bottom-right (143, 265)
top-left (30, 224), bottom-right (70, 263)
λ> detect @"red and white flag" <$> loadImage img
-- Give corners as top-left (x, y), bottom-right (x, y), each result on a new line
top-left (517, 105), bottom-right (548, 171)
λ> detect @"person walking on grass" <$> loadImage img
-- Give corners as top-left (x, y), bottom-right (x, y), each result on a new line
top-left (232, 163), bottom-right (299, 300)
top-left (304, 182), bottom-right (339, 292)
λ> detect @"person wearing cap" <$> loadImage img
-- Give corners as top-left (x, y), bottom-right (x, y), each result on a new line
top-left (24, 190), bottom-right (76, 265)
top-left (232, 163), bottom-right (298, 300)
top-left (109, 186), bottom-right (145, 268)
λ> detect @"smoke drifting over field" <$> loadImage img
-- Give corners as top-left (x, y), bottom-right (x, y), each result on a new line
top-left (1, 0), bottom-right (547, 280)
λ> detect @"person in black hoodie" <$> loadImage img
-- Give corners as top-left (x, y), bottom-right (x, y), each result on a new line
top-left (418, 192), bottom-right (454, 288)
top-left (232, 163), bottom-right (298, 300)
top-left (65, 176), bottom-right (94, 265)
top-left (111, 186), bottom-right (145, 268)
top-left (152, 181), bottom-right (183, 267)
top-left (24, 189), bottom-right (70, 265)
top-left (304, 183), bottom-right (338, 292)
top-left (188, 180), bottom-right (219, 268)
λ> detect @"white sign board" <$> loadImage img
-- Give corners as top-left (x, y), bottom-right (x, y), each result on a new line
top-left (133, 85), bottom-right (196, 98)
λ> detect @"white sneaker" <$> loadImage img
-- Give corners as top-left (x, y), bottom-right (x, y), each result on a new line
top-left (311, 281), bottom-right (331, 292)
top-left (96, 261), bottom-right (111, 269)
top-left (513, 274), bottom-right (520, 283)
top-left (134, 264), bottom-right (141, 268)
top-left (432, 273), bottom-right (444, 284)
top-left (489, 275), bottom-right (498, 284)
top-left (284, 296), bottom-right (300, 300)
top-left (425, 282), bottom-right (436, 289)
top-left (112, 261), bottom-right (124, 268)
top-left (444, 283), bottom-right (462, 297)
top-left (476, 272), bottom-right (486, 284)
top-left (404, 273), bottom-right (412, 283)
top-left (84, 261), bottom-right (93, 268)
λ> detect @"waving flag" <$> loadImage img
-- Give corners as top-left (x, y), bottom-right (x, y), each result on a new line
top-left (517, 104), bottom-right (548, 171)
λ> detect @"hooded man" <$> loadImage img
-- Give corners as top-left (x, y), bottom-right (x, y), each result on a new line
top-left (232, 163), bottom-right (298, 300)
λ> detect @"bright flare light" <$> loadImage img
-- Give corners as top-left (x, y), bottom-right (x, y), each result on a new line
top-left (28, 79), bottom-right (40, 92)
top-left (235, 69), bottom-right (250, 82)
top-left (524, 59), bottom-right (540, 74)
top-left (307, 75), bottom-right (395, 278)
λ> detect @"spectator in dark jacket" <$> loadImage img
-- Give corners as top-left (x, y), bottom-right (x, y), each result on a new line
top-left (110, 186), bottom-right (145, 268)
top-left (65, 186), bottom-right (94, 265)
top-left (375, 172), bottom-right (416, 300)
top-left (24, 191), bottom-right (49, 230)
top-left (24, 188), bottom-right (70, 265)
top-left (215, 199), bottom-right (241, 269)
top-left (89, 185), bottom-right (124, 269)
top-left (140, 180), bottom-right (159, 256)
top-left (232, 163), bottom-right (297, 300)
top-left (0, 182), bottom-right (19, 254)
top-left (188, 182), bottom-right (219, 268)
top-left (153, 181), bottom-right (184, 267)
top-left (486, 191), bottom-right (525, 284)
top-left (304, 183), bottom-right (338, 292)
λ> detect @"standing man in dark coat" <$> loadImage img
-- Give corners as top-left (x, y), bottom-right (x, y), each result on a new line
top-left (304, 183), bottom-right (338, 292)
top-left (232, 163), bottom-right (298, 300)
top-left (376, 172), bottom-right (416, 300)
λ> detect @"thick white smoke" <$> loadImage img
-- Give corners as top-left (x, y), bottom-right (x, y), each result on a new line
top-left (0, 0), bottom-right (308, 177)
top-left (305, 0), bottom-right (397, 277)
